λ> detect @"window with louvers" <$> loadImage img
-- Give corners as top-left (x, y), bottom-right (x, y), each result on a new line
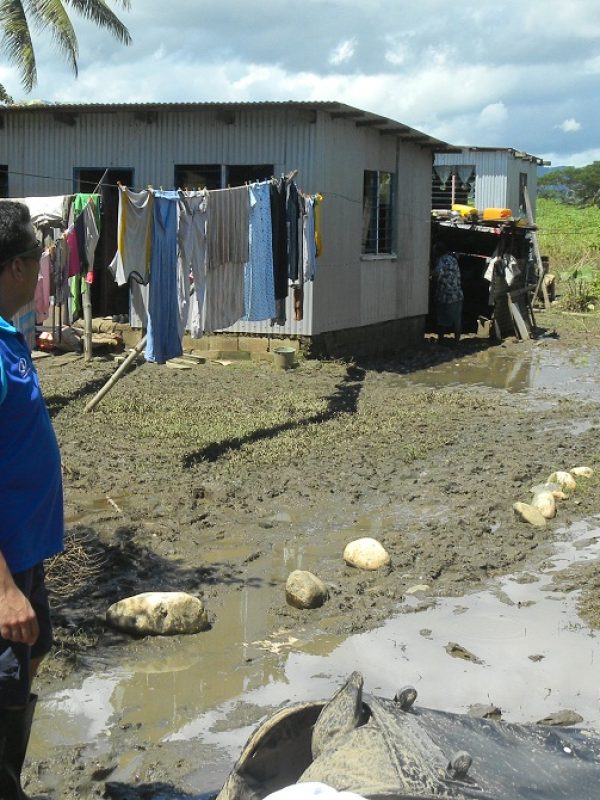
top-left (362, 170), bottom-right (394, 255)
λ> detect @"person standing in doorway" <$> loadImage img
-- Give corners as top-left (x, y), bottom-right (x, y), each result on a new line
top-left (432, 242), bottom-right (463, 343)
top-left (0, 201), bottom-right (64, 798)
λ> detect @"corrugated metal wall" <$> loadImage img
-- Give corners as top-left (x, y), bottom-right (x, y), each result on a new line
top-left (0, 106), bottom-right (433, 337)
top-left (506, 155), bottom-right (539, 219)
top-left (435, 149), bottom-right (509, 211)
top-left (435, 149), bottom-right (539, 219)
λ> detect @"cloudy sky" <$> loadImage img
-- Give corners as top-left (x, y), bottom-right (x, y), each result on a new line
top-left (1, 0), bottom-right (598, 166)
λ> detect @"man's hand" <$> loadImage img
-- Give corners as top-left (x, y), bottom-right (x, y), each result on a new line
top-left (0, 582), bottom-right (39, 645)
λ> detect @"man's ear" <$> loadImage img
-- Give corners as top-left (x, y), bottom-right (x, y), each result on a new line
top-left (9, 257), bottom-right (27, 283)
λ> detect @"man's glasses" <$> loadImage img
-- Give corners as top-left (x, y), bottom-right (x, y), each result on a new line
top-left (1, 244), bottom-right (43, 265)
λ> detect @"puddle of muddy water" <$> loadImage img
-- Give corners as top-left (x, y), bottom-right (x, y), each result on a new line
top-left (31, 514), bottom-right (600, 796)
top-left (400, 344), bottom-right (600, 400)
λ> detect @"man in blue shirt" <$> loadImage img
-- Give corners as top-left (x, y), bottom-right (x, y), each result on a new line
top-left (0, 201), bottom-right (64, 798)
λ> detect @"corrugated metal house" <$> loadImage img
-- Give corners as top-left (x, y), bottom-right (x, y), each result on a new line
top-left (0, 101), bottom-right (454, 355)
top-left (433, 147), bottom-right (545, 220)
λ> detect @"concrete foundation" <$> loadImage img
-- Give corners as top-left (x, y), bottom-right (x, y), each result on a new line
top-left (121, 316), bottom-right (425, 361)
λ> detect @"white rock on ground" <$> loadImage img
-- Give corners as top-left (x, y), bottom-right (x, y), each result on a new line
top-left (530, 482), bottom-right (567, 499)
top-left (343, 537), bottom-right (391, 570)
top-left (570, 466), bottom-right (594, 478)
top-left (547, 471), bottom-right (577, 491)
top-left (285, 570), bottom-right (329, 609)
top-left (531, 490), bottom-right (557, 519)
top-left (513, 502), bottom-right (547, 528)
top-left (106, 591), bottom-right (209, 636)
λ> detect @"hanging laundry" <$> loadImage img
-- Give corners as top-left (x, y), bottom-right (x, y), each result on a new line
top-left (109, 186), bottom-right (154, 286)
top-left (178, 191), bottom-right (208, 339)
top-left (302, 195), bottom-right (317, 282)
top-left (314, 193), bottom-right (324, 257)
top-left (270, 180), bottom-right (288, 301)
top-left (145, 192), bottom-right (182, 364)
top-left (53, 237), bottom-right (69, 308)
top-left (82, 201), bottom-right (100, 284)
top-left (12, 195), bottom-right (68, 227)
top-left (34, 250), bottom-right (52, 323)
top-left (203, 186), bottom-right (249, 332)
top-left (72, 193), bottom-right (100, 226)
top-left (286, 180), bottom-right (301, 282)
top-left (206, 185), bottom-right (249, 269)
top-left (64, 227), bottom-right (81, 279)
top-left (243, 182), bottom-right (276, 322)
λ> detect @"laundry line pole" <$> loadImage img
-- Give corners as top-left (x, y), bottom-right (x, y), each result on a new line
top-left (84, 334), bottom-right (147, 413)
top-left (83, 168), bottom-right (109, 362)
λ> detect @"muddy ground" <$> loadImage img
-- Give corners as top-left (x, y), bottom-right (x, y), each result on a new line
top-left (24, 308), bottom-right (600, 799)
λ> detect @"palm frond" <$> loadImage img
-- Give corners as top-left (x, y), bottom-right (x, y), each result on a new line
top-left (63, 0), bottom-right (131, 45)
top-left (25, 0), bottom-right (79, 75)
top-left (0, 0), bottom-right (37, 91)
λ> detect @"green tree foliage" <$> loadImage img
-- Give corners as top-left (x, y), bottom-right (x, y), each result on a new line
top-left (539, 162), bottom-right (600, 207)
top-left (0, 0), bottom-right (131, 93)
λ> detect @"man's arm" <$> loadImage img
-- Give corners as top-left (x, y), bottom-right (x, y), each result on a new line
top-left (0, 550), bottom-right (39, 645)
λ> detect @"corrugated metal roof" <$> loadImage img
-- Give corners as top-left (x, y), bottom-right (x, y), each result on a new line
top-left (452, 146), bottom-right (546, 165)
top-left (0, 99), bottom-right (457, 152)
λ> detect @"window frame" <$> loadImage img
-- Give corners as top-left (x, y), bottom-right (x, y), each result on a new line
top-left (361, 169), bottom-right (396, 258)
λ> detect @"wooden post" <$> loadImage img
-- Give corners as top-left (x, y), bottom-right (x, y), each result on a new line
top-left (82, 281), bottom-right (93, 362)
top-left (524, 187), bottom-right (550, 309)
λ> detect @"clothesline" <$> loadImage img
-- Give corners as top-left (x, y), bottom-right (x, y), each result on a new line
top-left (109, 177), bottom-right (323, 364)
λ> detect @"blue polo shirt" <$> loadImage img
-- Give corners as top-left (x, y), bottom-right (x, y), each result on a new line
top-left (0, 315), bottom-right (63, 573)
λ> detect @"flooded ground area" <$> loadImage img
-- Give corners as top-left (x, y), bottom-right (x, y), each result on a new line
top-left (26, 310), bottom-right (600, 799)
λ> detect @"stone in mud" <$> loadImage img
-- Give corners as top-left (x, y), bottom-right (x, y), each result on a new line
top-left (513, 502), bottom-right (547, 528)
top-left (530, 490), bottom-right (557, 519)
top-left (405, 584), bottom-right (430, 594)
top-left (445, 642), bottom-right (484, 665)
top-left (570, 466), bottom-right (594, 478)
top-left (536, 709), bottom-right (584, 727)
top-left (343, 537), bottom-right (391, 570)
top-left (547, 471), bottom-right (577, 491)
top-left (285, 570), bottom-right (329, 609)
top-left (106, 592), bottom-right (209, 636)
top-left (530, 482), bottom-right (567, 500)
top-left (468, 703), bottom-right (502, 720)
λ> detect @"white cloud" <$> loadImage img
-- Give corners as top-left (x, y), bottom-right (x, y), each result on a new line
top-left (3, 0), bottom-right (600, 165)
top-left (558, 118), bottom-right (581, 132)
top-left (478, 102), bottom-right (508, 128)
top-left (328, 39), bottom-right (356, 66)
top-left (540, 147), bottom-right (600, 168)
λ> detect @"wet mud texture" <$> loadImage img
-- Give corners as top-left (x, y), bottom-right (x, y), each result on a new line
top-left (28, 314), bottom-right (600, 798)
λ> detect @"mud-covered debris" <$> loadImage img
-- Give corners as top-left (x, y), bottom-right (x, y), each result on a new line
top-left (536, 709), bottom-right (584, 726)
top-left (513, 502), bottom-right (547, 527)
top-left (531, 490), bottom-right (557, 519)
top-left (468, 703), bottom-right (502, 719)
top-left (548, 471), bottom-right (577, 491)
top-left (570, 466), bottom-right (594, 478)
top-left (445, 641), bottom-right (484, 664)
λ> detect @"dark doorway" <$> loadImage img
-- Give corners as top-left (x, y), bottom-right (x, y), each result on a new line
top-left (74, 168), bottom-right (133, 318)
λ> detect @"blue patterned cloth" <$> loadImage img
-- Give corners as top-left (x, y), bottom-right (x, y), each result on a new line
top-left (243, 183), bottom-right (276, 321)
top-left (434, 254), bottom-right (463, 304)
top-left (146, 192), bottom-right (183, 363)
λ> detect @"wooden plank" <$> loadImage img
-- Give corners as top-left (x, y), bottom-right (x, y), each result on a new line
top-left (524, 187), bottom-right (550, 309)
top-left (507, 295), bottom-right (531, 340)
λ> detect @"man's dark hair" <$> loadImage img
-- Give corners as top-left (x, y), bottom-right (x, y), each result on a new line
top-left (0, 201), bottom-right (34, 274)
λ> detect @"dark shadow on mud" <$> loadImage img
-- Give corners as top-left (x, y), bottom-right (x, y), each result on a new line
top-left (47, 524), bottom-right (276, 658)
top-left (44, 372), bottom-right (115, 417)
top-left (183, 364), bottom-right (366, 467)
